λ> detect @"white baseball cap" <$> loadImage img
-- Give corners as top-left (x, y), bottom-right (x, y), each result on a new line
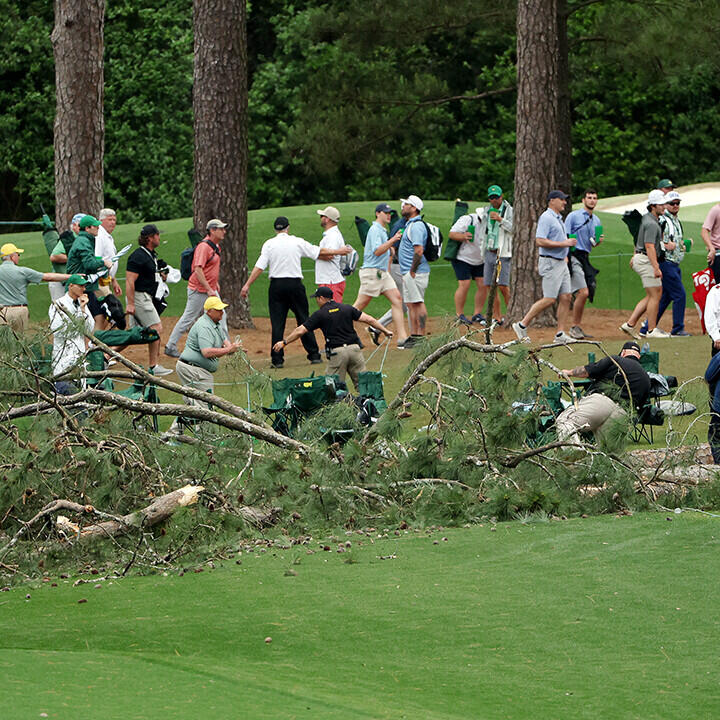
top-left (665, 190), bottom-right (681, 202)
top-left (316, 206), bottom-right (340, 222)
top-left (647, 189), bottom-right (666, 206)
top-left (400, 195), bottom-right (424, 211)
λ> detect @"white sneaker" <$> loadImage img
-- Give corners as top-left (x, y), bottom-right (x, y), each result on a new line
top-left (646, 327), bottom-right (670, 338)
top-left (512, 322), bottom-right (529, 341)
top-left (151, 364), bottom-right (173, 376)
top-left (620, 322), bottom-right (638, 338)
top-left (554, 332), bottom-right (573, 343)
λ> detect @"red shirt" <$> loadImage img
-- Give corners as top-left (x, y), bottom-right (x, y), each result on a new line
top-left (188, 237), bottom-right (221, 292)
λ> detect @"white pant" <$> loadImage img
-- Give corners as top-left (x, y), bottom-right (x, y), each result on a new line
top-left (555, 393), bottom-right (626, 444)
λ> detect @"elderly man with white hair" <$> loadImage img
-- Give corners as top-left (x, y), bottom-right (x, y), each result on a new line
top-left (95, 208), bottom-right (122, 298)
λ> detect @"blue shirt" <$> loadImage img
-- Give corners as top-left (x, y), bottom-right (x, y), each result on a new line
top-left (536, 208), bottom-right (569, 260)
top-left (398, 216), bottom-right (429, 274)
top-left (363, 221), bottom-right (391, 270)
top-left (564, 209), bottom-right (600, 253)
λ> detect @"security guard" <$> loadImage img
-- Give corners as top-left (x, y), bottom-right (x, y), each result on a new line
top-left (273, 286), bottom-right (391, 390)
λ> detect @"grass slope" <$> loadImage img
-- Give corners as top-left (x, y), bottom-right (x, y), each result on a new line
top-left (1, 513), bottom-right (719, 719)
top-left (2, 199), bottom-right (710, 322)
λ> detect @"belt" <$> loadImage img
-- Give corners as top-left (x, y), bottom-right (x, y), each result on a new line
top-left (178, 358), bottom-right (207, 370)
top-left (539, 255), bottom-right (564, 261)
top-left (327, 342), bottom-right (360, 350)
top-left (635, 250), bottom-right (647, 255)
top-left (0, 304), bottom-right (27, 308)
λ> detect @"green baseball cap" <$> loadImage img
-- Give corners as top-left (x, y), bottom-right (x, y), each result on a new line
top-left (487, 185), bottom-right (503, 198)
top-left (657, 178), bottom-right (675, 190)
top-left (67, 274), bottom-right (88, 286)
top-left (79, 214), bottom-right (101, 229)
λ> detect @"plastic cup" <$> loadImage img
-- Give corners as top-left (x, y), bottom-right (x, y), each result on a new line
top-left (684, 238), bottom-right (691, 252)
top-left (595, 225), bottom-right (603, 240)
top-left (467, 224), bottom-right (475, 241)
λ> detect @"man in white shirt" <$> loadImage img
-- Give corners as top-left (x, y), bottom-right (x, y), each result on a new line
top-left (704, 283), bottom-right (720, 357)
top-left (315, 205), bottom-right (346, 301)
top-left (95, 208), bottom-right (122, 298)
top-left (241, 216), bottom-right (352, 368)
top-left (49, 274), bottom-right (95, 394)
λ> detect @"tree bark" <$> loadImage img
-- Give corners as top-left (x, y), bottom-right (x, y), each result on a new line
top-left (555, 0), bottom-right (572, 213)
top-left (193, 0), bottom-right (252, 328)
top-left (508, 0), bottom-right (560, 324)
top-left (51, 0), bottom-right (105, 231)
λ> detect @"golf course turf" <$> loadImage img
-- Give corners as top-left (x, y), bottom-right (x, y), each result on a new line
top-left (2, 512), bottom-right (719, 719)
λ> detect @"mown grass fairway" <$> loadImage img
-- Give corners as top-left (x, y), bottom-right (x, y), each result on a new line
top-left (2, 513), bottom-right (719, 719)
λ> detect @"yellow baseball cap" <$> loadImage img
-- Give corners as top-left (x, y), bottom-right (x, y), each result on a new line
top-left (204, 296), bottom-right (229, 311)
top-left (0, 243), bottom-right (24, 257)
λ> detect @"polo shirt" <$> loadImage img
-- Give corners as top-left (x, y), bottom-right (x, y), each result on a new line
top-left (449, 212), bottom-right (485, 265)
top-left (188, 238), bottom-right (221, 292)
top-left (315, 225), bottom-right (345, 284)
top-left (179, 312), bottom-right (226, 372)
top-left (303, 301), bottom-right (362, 348)
top-left (126, 246), bottom-right (158, 294)
top-left (48, 292), bottom-right (94, 375)
top-left (564, 209), bottom-right (600, 253)
top-left (362, 221), bottom-right (391, 270)
top-left (584, 355), bottom-right (650, 411)
top-left (0, 260), bottom-right (44, 306)
top-left (703, 204), bottom-right (720, 250)
top-left (255, 234), bottom-right (320, 278)
top-left (95, 225), bottom-right (118, 278)
top-left (635, 212), bottom-right (662, 255)
top-left (536, 208), bottom-right (569, 259)
top-left (398, 216), bottom-right (430, 274)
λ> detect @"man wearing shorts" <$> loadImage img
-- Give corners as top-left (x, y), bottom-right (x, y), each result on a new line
top-left (565, 188), bottom-right (603, 339)
top-left (398, 195), bottom-right (429, 345)
top-left (315, 206), bottom-right (347, 302)
top-left (448, 202), bottom-right (486, 326)
top-left (620, 190), bottom-right (670, 339)
top-left (125, 224), bottom-right (173, 376)
top-left (512, 190), bottom-right (576, 343)
top-left (482, 184), bottom-right (513, 323)
top-left (701, 200), bottom-right (720, 283)
top-left (353, 203), bottom-right (408, 347)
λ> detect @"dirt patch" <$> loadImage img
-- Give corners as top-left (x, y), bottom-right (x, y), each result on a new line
top-left (119, 306), bottom-right (705, 371)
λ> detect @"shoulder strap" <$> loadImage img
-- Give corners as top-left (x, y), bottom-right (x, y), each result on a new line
top-left (204, 239), bottom-right (220, 256)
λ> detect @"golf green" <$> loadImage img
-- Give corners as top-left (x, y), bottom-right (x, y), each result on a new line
top-left (2, 513), bottom-right (719, 718)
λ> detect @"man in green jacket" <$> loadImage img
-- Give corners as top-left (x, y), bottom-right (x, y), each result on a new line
top-left (66, 215), bottom-right (113, 329)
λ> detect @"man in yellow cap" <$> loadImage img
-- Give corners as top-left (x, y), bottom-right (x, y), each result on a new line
top-left (167, 296), bottom-right (244, 435)
top-left (0, 242), bottom-right (70, 332)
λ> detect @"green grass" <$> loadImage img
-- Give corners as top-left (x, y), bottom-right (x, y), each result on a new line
top-left (3, 200), bottom-right (710, 323)
top-left (1, 512), bottom-right (719, 719)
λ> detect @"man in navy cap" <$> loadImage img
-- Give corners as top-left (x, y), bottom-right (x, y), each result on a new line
top-left (513, 190), bottom-right (576, 343)
top-left (274, 285), bottom-right (391, 390)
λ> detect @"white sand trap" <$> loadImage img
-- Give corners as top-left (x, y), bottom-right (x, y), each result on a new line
top-left (597, 181), bottom-right (720, 215)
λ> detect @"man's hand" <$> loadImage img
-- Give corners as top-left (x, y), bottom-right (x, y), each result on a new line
top-left (383, 329), bottom-right (393, 338)
top-left (78, 295), bottom-right (89, 308)
top-left (226, 341), bottom-right (243, 355)
top-left (654, 266), bottom-right (662, 278)
top-left (390, 231), bottom-right (402, 242)
top-left (708, 248), bottom-right (716, 265)
top-left (410, 271), bottom-right (416, 279)
top-left (489, 211), bottom-right (501, 222)
top-left (112, 278), bottom-right (122, 296)
top-left (566, 236), bottom-right (577, 248)
top-left (207, 289), bottom-right (219, 297)
top-left (714, 339), bottom-right (720, 351)
top-left (103, 259), bottom-right (113, 269)
top-left (462, 231), bottom-right (473, 242)
top-left (272, 340), bottom-right (285, 353)
top-left (126, 302), bottom-right (135, 315)
top-left (240, 284), bottom-right (249, 299)
top-left (665, 240), bottom-right (677, 251)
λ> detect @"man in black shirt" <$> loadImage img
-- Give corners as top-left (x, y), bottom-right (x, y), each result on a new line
top-left (273, 286), bottom-right (391, 390)
top-left (556, 341), bottom-right (651, 443)
top-left (125, 224), bottom-right (172, 375)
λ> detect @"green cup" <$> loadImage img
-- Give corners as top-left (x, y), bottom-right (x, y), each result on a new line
top-left (684, 238), bottom-right (691, 253)
top-left (595, 225), bottom-right (603, 240)
top-left (467, 224), bottom-right (475, 241)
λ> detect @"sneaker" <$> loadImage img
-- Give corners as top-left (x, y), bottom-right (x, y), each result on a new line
top-left (164, 345), bottom-right (180, 358)
top-left (310, 357), bottom-right (323, 365)
top-left (497, 317), bottom-right (506, 327)
top-left (270, 361), bottom-right (284, 369)
top-left (150, 364), bottom-right (173, 376)
top-left (367, 326), bottom-right (381, 346)
top-left (620, 322), bottom-right (638, 338)
top-left (554, 332), bottom-right (573, 343)
top-left (638, 328), bottom-right (647, 338)
top-left (512, 322), bottom-right (528, 341)
top-left (399, 336), bottom-right (419, 349)
top-left (646, 327), bottom-right (671, 338)
top-left (671, 330), bottom-right (691, 337)
top-left (569, 326), bottom-right (585, 340)
top-left (457, 314), bottom-right (473, 326)
top-left (471, 313), bottom-right (487, 326)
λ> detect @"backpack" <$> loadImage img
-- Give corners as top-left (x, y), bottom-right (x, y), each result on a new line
top-left (180, 237), bottom-right (220, 281)
top-left (421, 220), bottom-right (443, 262)
top-left (622, 210), bottom-right (642, 244)
top-left (339, 247), bottom-right (359, 276)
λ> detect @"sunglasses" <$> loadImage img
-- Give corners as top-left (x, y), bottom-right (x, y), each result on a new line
top-left (667, 201), bottom-right (680, 206)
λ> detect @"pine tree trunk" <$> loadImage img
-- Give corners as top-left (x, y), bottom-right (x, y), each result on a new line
top-left (508, 0), bottom-right (560, 325)
top-left (51, 0), bottom-right (105, 231)
top-left (193, 0), bottom-right (252, 328)
top-left (555, 0), bottom-right (572, 213)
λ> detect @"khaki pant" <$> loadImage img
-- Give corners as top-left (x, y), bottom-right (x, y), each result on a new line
top-left (168, 360), bottom-right (215, 433)
top-left (326, 344), bottom-right (365, 390)
top-left (555, 393), bottom-right (626, 444)
top-left (0, 306), bottom-right (29, 332)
